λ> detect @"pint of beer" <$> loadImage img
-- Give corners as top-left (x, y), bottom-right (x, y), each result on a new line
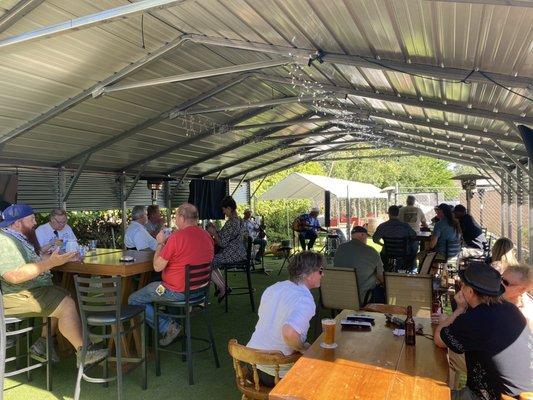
top-left (320, 319), bottom-right (337, 349)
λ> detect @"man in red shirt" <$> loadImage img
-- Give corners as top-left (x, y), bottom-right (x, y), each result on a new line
top-left (128, 203), bottom-right (214, 346)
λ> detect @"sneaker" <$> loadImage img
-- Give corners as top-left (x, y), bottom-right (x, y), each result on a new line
top-left (76, 344), bottom-right (108, 367)
top-left (30, 337), bottom-right (60, 363)
top-left (159, 322), bottom-right (182, 347)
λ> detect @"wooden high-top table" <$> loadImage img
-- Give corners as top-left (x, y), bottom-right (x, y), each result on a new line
top-left (55, 249), bottom-right (154, 361)
top-left (269, 310), bottom-right (449, 400)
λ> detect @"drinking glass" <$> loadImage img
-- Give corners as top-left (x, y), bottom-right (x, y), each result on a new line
top-left (89, 240), bottom-right (97, 250)
top-left (320, 318), bottom-right (337, 349)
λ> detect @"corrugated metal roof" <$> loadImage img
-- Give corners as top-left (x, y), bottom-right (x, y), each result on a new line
top-left (0, 0), bottom-right (531, 184)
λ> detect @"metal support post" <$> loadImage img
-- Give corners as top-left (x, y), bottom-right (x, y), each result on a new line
top-left (120, 174), bottom-right (127, 250)
top-left (346, 186), bottom-right (351, 241)
top-left (516, 169), bottom-right (524, 261)
top-left (501, 176), bottom-right (507, 237)
top-left (62, 154), bottom-right (90, 203)
top-left (124, 166), bottom-right (146, 202)
top-left (529, 166), bottom-right (533, 260)
top-left (507, 172), bottom-right (513, 241)
top-left (230, 174), bottom-right (247, 197)
top-left (251, 176), bottom-right (267, 199)
top-left (165, 180), bottom-right (172, 227)
top-left (58, 167), bottom-right (66, 210)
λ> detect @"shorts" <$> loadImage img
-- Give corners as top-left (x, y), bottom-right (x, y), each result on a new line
top-left (2, 285), bottom-right (71, 317)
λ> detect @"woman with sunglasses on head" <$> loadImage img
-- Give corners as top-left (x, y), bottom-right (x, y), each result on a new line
top-left (489, 237), bottom-right (518, 273)
top-left (246, 251), bottom-right (325, 387)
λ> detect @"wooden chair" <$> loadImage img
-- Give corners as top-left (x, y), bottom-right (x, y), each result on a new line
top-left (319, 267), bottom-right (360, 314)
top-left (419, 251), bottom-right (437, 275)
top-left (361, 303), bottom-right (407, 315)
top-left (384, 272), bottom-right (432, 316)
top-left (228, 339), bottom-right (301, 400)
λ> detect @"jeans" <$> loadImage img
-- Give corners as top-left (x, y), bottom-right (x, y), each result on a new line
top-left (128, 281), bottom-right (185, 334)
top-left (298, 230), bottom-right (317, 250)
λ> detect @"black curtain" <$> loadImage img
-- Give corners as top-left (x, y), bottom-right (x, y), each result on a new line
top-left (188, 179), bottom-right (228, 220)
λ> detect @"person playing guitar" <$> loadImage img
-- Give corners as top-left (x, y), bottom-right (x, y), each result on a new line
top-left (243, 209), bottom-right (267, 262)
top-left (294, 207), bottom-right (327, 251)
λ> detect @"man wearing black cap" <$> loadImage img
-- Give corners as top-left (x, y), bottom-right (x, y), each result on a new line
top-left (333, 226), bottom-right (384, 306)
top-left (453, 204), bottom-right (487, 258)
top-left (434, 262), bottom-right (531, 399)
top-left (0, 204), bottom-right (108, 366)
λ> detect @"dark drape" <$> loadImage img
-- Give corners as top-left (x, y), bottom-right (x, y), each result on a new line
top-left (188, 179), bottom-right (228, 220)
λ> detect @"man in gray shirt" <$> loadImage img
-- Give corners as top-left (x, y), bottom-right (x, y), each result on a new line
top-left (333, 226), bottom-right (384, 305)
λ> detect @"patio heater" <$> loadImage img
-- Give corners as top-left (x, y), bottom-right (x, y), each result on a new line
top-left (146, 179), bottom-right (164, 205)
top-left (451, 174), bottom-right (487, 214)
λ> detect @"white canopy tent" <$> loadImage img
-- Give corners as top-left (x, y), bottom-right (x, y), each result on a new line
top-left (259, 173), bottom-right (386, 203)
top-left (260, 173), bottom-right (386, 239)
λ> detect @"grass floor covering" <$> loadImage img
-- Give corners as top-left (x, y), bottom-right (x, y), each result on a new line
top-left (4, 255), bottom-right (329, 400)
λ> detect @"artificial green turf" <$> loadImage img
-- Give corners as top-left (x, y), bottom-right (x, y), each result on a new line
top-left (4, 256), bottom-right (317, 400)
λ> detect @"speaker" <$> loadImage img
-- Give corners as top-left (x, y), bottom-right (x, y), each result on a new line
top-left (324, 190), bottom-right (331, 227)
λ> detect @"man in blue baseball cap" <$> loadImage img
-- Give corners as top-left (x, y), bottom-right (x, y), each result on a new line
top-left (0, 204), bottom-right (107, 365)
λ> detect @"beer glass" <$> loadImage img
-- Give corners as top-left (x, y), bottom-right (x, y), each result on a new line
top-left (320, 318), bottom-right (337, 349)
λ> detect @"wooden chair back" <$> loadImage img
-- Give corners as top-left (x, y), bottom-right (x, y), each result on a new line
top-left (228, 339), bottom-right (301, 400)
top-left (319, 268), bottom-right (360, 311)
top-left (384, 272), bottom-right (432, 316)
top-left (361, 303), bottom-right (407, 315)
top-left (419, 251), bottom-right (437, 275)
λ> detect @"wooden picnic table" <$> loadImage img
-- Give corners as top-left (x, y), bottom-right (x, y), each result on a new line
top-left (55, 249), bottom-right (154, 361)
top-left (269, 310), bottom-right (449, 400)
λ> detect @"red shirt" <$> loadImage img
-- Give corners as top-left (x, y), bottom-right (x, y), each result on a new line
top-left (159, 225), bottom-right (214, 292)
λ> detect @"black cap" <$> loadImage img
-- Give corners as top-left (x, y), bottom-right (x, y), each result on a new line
top-left (453, 204), bottom-right (467, 213)
top-left (435, 203), bottom-right (451, 211)
top-left (351, 226), bottom-right (369, 236)
top-left (458, 261), bottom-right (505, 296)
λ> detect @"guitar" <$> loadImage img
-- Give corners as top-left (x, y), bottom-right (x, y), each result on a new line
top-left (292, 216), bottom-right (310, 232)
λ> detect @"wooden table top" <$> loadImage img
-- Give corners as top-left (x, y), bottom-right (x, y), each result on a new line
top-left (87, 248), bottom-right (123, 256)
top-left (269, 310), bottom-right (449, 400)
top-left (56, 249), bottom-right (154, 277)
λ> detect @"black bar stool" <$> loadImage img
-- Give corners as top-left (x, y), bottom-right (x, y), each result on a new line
top-left (222, 237), bottom-right (255, 313)
top-left (73, 275), bottom-right (147, 400)
top-left (0, 289), bottom-right (52, 399)
top-left (153, 263), bottom-right (220, 385)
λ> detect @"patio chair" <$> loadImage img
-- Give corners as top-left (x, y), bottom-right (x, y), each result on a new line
top-left (1, 288), bottom-right (52, 399)
top-left (319, 267), bottom-right (360, 316)
top-left (419, 251), bottom-right (437, 275)
top-left (384, 272), bottom-right (432, 316)
top-left (222, 236), bottom-right (256, 313)
top-left (382, 237), bottom-right (409, 272)
top-left (153, 263), bottom-right (219, 385)
top-left (74, 275), bottom-right (147, 400)
top-left (228, 339), bottom-right (301, 400)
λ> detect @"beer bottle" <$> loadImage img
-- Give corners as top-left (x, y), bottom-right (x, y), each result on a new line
top-left (405, 305), bottom-right (416, 346)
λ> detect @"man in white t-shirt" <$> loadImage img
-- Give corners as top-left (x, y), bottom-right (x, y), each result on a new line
top-left (398, 195), bottom-right (427, 234)
top-left (124, 205), bottom-right (157, 251)
top-left (398, 195), bottom-right (427, 269)
top-left (247, 251), bottom-right (324, 387)
top-left (35, 208), bottom-right (77, 249)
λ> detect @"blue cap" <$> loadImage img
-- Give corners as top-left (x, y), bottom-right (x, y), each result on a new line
top-left (0, 204), bottom-right (34, 228)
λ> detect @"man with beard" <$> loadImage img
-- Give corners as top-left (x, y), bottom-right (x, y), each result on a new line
top-left (0, 204), bottom-right (108, 365)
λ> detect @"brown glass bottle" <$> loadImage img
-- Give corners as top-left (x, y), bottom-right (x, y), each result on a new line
top-left (405, 305), bottom-right (416, 346)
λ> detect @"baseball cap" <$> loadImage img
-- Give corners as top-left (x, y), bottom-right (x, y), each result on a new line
top-left (0, 204), bottom-right (34, 228)
top-left (453, 204), bottom-right (467, 213)
top-left (310, 207), bottom-right (320, 213)
top-left (458, 261), bottom-right (505, 296)
top-left (351, 226), bottom-right (369, 236)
